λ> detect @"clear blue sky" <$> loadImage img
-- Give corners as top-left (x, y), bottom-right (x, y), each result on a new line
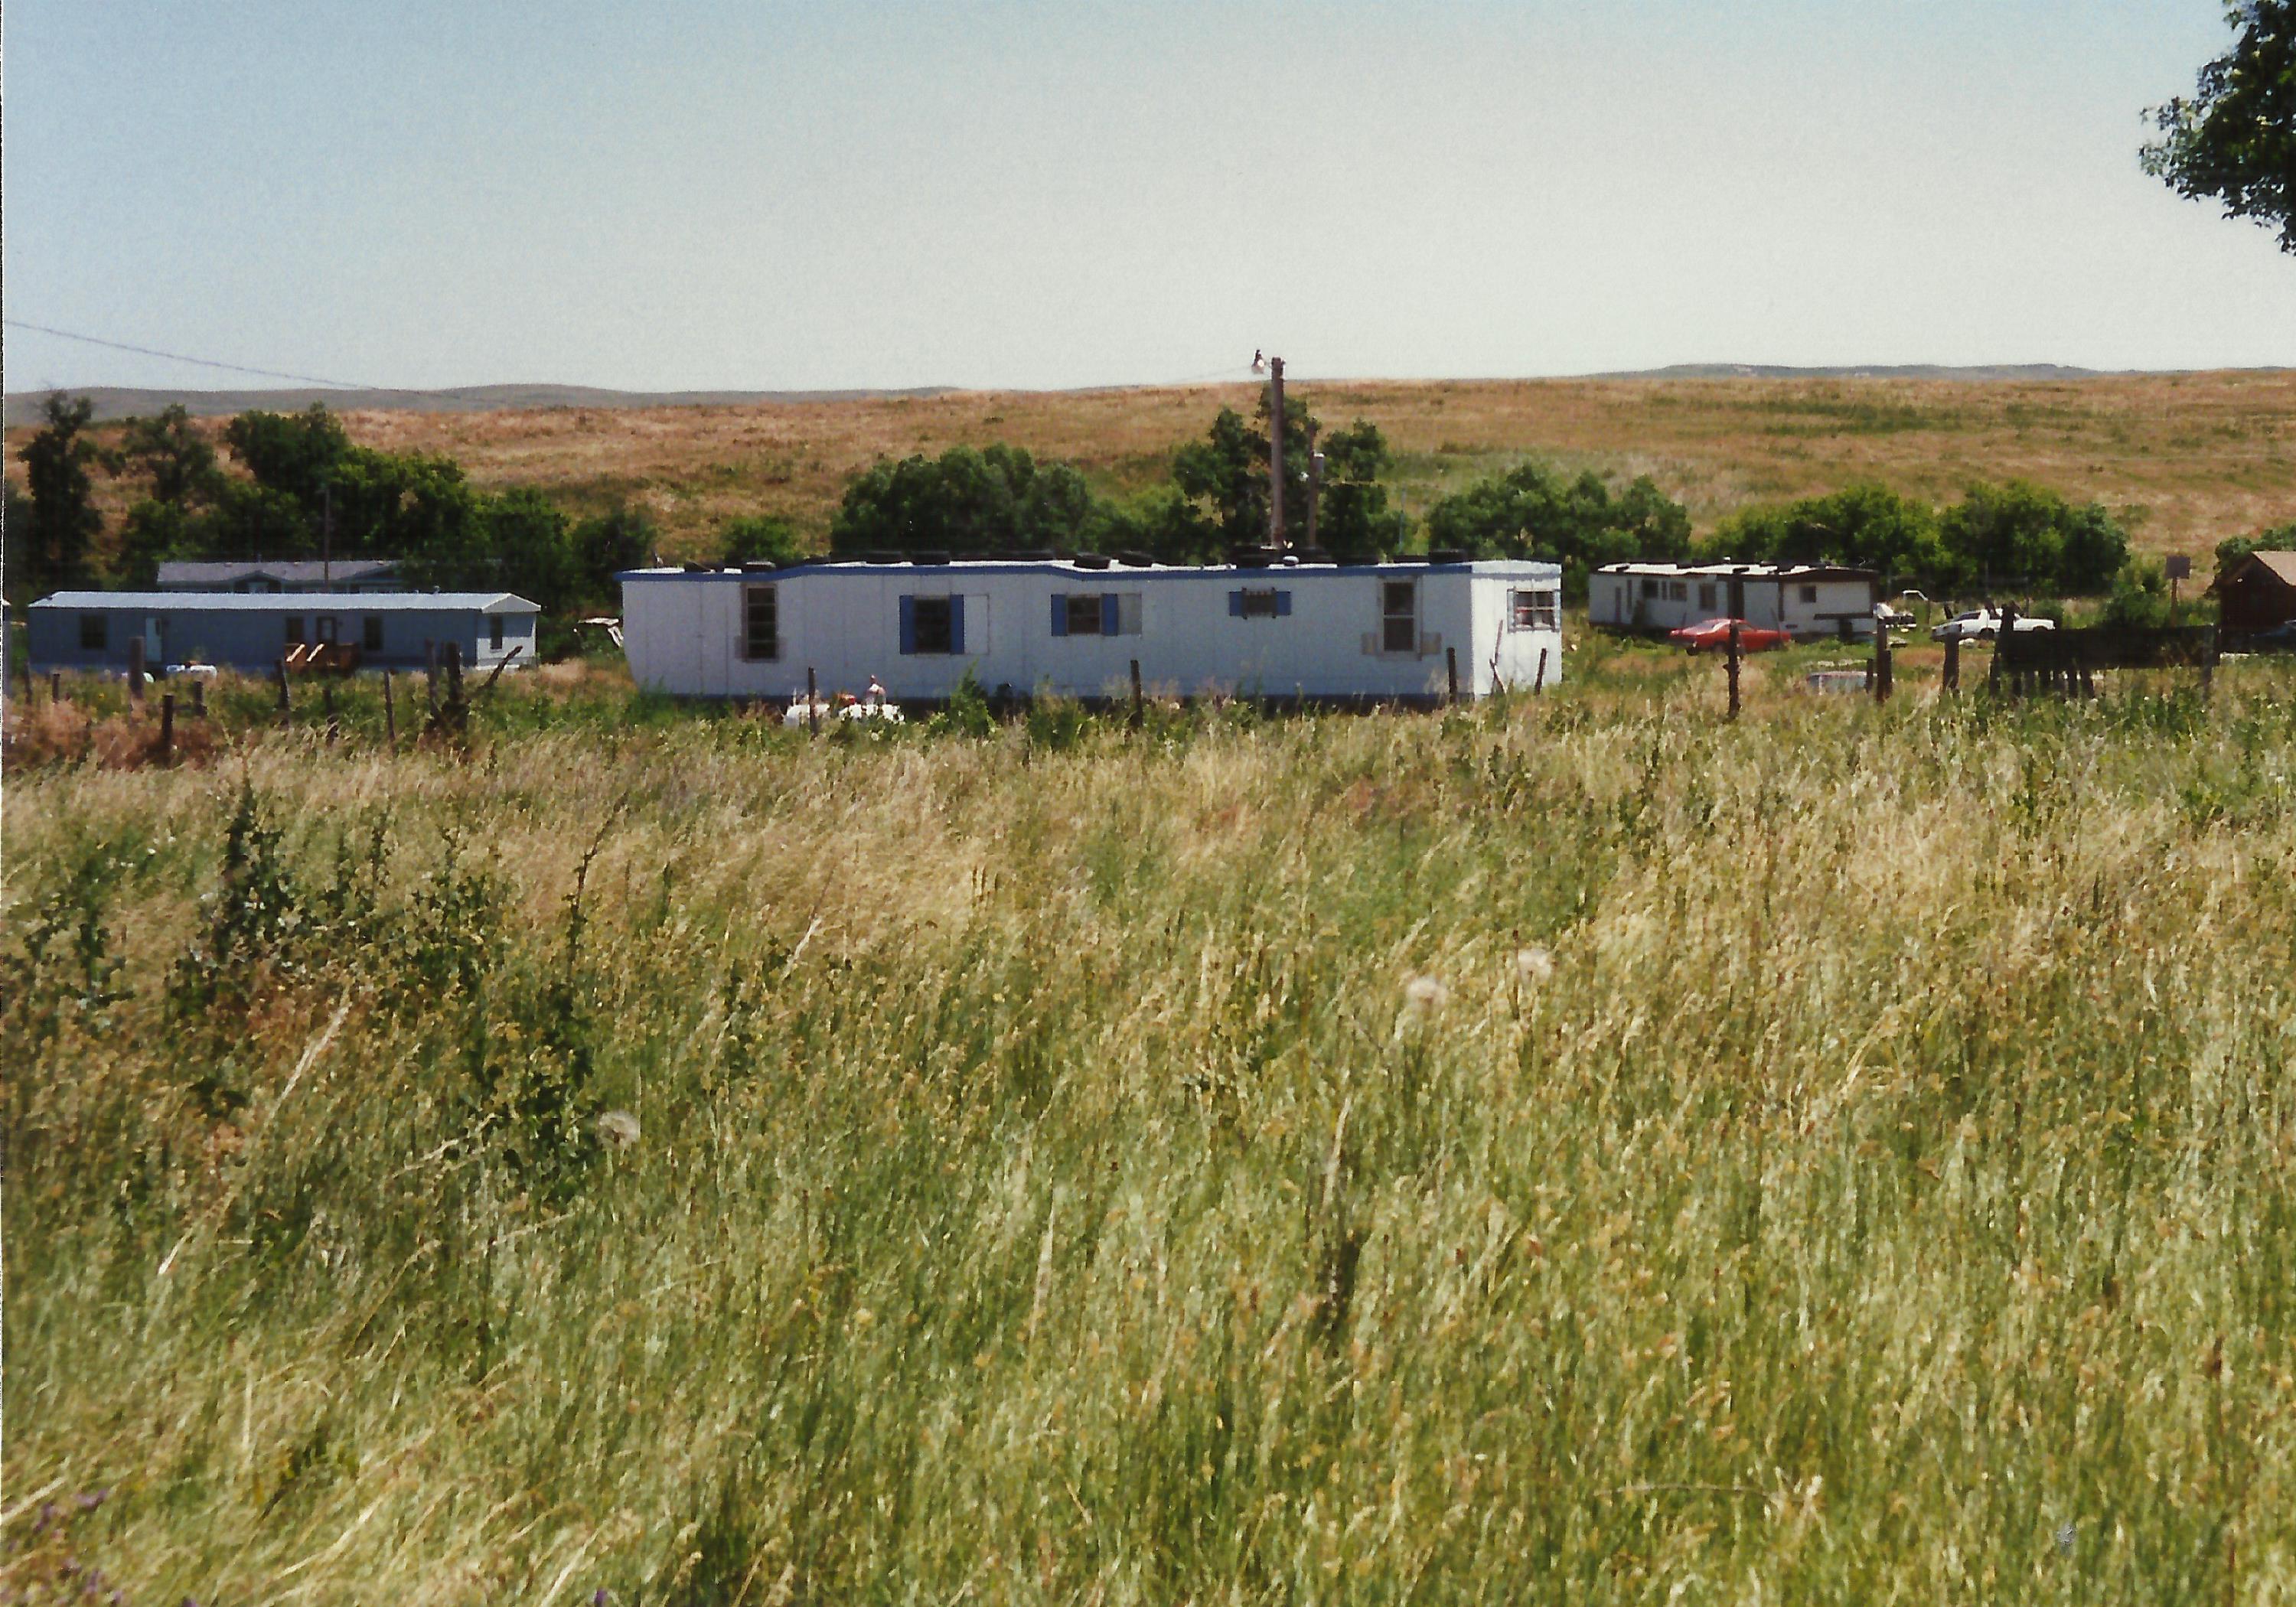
top-left (4, 1), bottom-right (2291, 393)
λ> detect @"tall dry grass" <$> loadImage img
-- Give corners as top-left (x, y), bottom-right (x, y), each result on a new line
top-left (5, 665), bottom-right (2295, 1602)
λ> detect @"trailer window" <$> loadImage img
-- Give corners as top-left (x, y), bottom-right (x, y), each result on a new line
top-left (1698, 582), bottom-right (1718, 611)
top-left (1382, 581), bottom-right (1417, 653)
top-left (909, 595), bottom-right (955, 655)
top-left (1639, 578), bottom-right (1659, 599)
top-left (1800, 585), bottom-right (1819, 604)
top-left (1065, 594), bottom-right (1104, 634)
top-left (364, 615), bottom-right (385, 652)
top-left (743, 584), bottom-right (779, 660)
top-left (490, 614), bottom-right (506, 651)
top-left (284, 616), bottom-right (305, 645)
top-left (80, 614), bottom-right (108, 650)
top-left (1509, 589), bottom-right (1558, 631)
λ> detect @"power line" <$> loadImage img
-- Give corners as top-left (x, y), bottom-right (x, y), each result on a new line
top-left (2, 317), bottom-right (421, 393)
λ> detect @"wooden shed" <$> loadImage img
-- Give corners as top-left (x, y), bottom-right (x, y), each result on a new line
top-left (2213, 552), bottom-right (2296, 635)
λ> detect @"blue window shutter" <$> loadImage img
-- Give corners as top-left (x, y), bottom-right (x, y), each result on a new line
top-left (1051, 595), bottom-right (1068, 637)
top-left (950, 596), bottom-right (965, 656)
top-left (899, 595), bottom-right (916, 655)
top-left (1102, 594), bottom-right (1119, 635)
top-left (1229, 590), bottom-right (1244, 618)
top-left (1276, 590), bottom-right (1293, 618)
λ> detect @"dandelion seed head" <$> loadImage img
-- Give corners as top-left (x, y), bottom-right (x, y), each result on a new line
top-left (595, 1110), bottom-right (641, 1150)
top-left (1403, 975), bottom-right (1448, 1014)
top-left (1515, 946), bottom-right (1555, 984)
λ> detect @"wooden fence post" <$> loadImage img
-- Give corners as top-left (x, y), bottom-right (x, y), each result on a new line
top-left (1874, 620), bottom-right (1893, 702)
top-left (1726, 622), bottom-right (1743, 721)
top-left (127, 636), bottom-right (146, 702)
top-left (1534, 647), bottom-right (1548, 696)
top-left (445, 643), bottom-right (465, 736)
top-left (2202, 628), bottom-right (2218, 699)
top-left (190, 679), bottom-right (206, 718)
top-left (49, 671), bottom-right (63, 706)
top-left (1130, 658), bottom-right (1143, 729)
top-left (276, 658), bottom-right (292, 727)
top-left (158, 693), bottom-right (175, 765)
top-left (1445, 645), bottom-right (1459, 705)
top-left (1942, 634), bottom-right (1959, 693)
top-left (807, 667), bottom-right (820, 735)
top-left (383, 669), bottom-right (398, 751)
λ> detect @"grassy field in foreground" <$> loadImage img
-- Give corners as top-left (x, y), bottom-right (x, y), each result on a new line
top-left (5, 663), bottom-right (2296, 1603)
top-left (14, 370), bottom-right (2295, 562)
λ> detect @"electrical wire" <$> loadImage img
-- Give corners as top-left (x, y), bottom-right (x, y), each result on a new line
top-left (2, 317), bottom-right (424, 393)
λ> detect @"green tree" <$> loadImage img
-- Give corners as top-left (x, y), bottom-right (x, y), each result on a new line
top-left (3, 475), bottom-right (38, 595)
top-left (111, 404), bottom-right (223, 507)
top-left (1707, 485), bottom-right (1948, 582)
top-left (572, 507), bottom-right (658, 603)
top-left (1937, 481), bottom-right (2129, 594)
top-left (17, 393), bottom-right (105, 592)
top-left (830, 445), bottom-right (1096, 556)
top-left (2214, 520), bottom-right (2296, 578)
top-left (720, 513), bottom-right (805, 567)
top-left (484, 490), bottom-right (580, 612)
top-left (220, 405), bottom-right (352, 507)
top-left (2101, 558), bottom-right (2177, 627)
top-left (1314, 420), bottom-right (1407, 561)
top-left (1088, 489), bottom-right (1222, 566)
top-left (115, 500), bottom-right (200, 586)
top-left (1424, 461), bottom-right (1691, 598)
top-left (2143, 1), bottom-right (2296, 253)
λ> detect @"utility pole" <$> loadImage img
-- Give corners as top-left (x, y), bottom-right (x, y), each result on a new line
top-left (1267, 356), bottom-right (1287, 549)
top-left (1304, 419), bottom-right (1322, 554)
top-left (322, 481), bottom-right (334, 587)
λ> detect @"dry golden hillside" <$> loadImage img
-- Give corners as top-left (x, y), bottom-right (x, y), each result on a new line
top-left (17, 370), bottom-right (2295, 563)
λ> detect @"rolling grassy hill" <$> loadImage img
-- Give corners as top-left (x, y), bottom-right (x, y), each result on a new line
top-left (11, 370), bottom-right (2294, 568)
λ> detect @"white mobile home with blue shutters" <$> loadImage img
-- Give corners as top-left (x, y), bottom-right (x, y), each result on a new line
top-left (618, 557), bottom-right (1563, 704)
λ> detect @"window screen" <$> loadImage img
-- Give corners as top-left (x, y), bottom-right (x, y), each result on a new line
top-left (364, 615), bottom-right (385, 652)
top-left (285, 616), bottom-right (306, 646)
top-left (1382, 581), bottom-right (1417, 653)
top-left (1230, 588), bottom-right (1290, 620)
top-left (1698, 583), bottom-right (1718, 611)
top-left (1509, 589), bottom-right (1558, 631)
top-left (744, 585), bottom-right (779, 660)
top-left (1800, 585), bottom-right (1819, 604)
top-left (80, 614), bottom-right (108, 650)
top-left (490, 615), bottom-right (506, 650)
top-left (905, 595), bottom-right (957, 655)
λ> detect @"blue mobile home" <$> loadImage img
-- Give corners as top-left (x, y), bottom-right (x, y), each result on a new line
top-left (26, 591), bottom-right (538, 675)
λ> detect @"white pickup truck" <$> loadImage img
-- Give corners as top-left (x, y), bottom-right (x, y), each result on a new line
top-left (1929, 609), bottom-right (2056, 644)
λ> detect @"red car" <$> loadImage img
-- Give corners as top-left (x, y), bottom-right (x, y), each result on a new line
top-left (1669, 618), bottom-right (1792, 654)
